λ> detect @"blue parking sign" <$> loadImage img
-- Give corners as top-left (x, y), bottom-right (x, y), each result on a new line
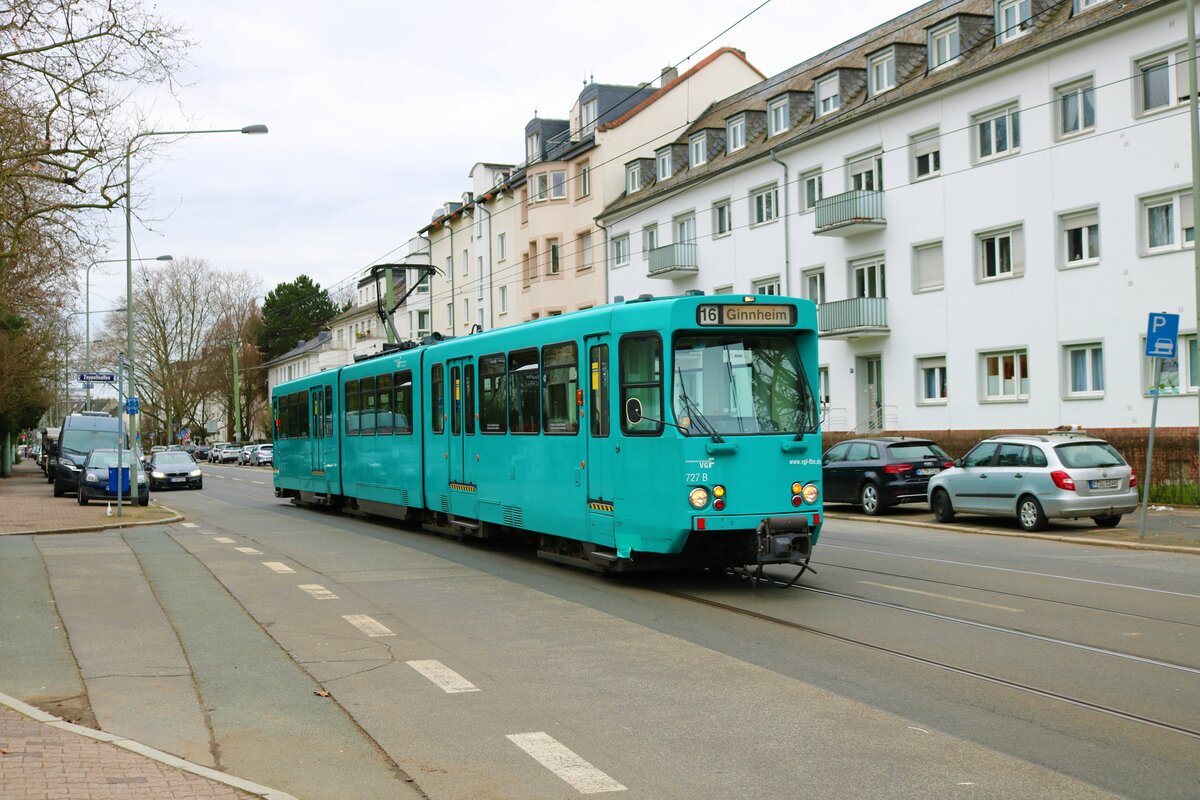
top-left (1145, 313), bottom-right (1179, 359)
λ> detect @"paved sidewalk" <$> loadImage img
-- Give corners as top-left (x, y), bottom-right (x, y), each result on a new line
top-left (0, 698), bottom-right (293, 800)
top-left (0, 461), bottom-right (177, 535)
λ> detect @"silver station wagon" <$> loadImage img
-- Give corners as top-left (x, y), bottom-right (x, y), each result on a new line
top-left (927, 433), bottom-right (1139, 532)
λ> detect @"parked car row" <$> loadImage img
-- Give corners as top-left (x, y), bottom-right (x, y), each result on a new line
top-left (205, 442), bottom-right (272, 465)
top-left (823, 432), bottom-right (1139, 532)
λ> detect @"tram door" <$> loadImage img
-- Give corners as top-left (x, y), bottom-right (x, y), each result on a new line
top-left (308, 385), bottom-right (326, 490)
top-left (585, 335), bottom-right (614, 505)
top-left (447, 357), bottom-right (478, 519)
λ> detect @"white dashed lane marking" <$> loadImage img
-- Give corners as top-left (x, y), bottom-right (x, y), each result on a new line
top-left (213, 537), bottom-right (235, 544)
top-left (252, 480), bottom-right (265, 485)
top-left (298, 584), bottom-right (338, 600)
top-left (406, 660), bottom-right (479, 693)
top-left (506, 732), bottom-right (626, 794)
top-left (342, 615), bottom-right (394, 637)
top-left (262, 561), bottom-right (296, 574)
top-left (236, 547), bottom-right (263, 555)
top-left (231, 477), bottom-right (243, 482)
top-left (180, 522), bottom-right (198, 528)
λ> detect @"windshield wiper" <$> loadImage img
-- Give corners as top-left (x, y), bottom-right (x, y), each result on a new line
top-left (675, 362), bottom-right (724, 443)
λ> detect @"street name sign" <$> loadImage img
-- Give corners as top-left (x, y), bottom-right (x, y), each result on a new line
top-left (79, 371), bottom-right (116, 382)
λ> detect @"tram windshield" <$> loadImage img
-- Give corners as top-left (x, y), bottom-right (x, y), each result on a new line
top-left (672, 334), bottom-right (818, 435)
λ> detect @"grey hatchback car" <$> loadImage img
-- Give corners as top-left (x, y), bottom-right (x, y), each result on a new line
top-left (927, 434), bottom-right (1139, 532)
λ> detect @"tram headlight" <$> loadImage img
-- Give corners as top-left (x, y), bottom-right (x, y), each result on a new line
top-left (801, 483), bottom-right (820, 504)
top-left (688, 487), bottom-right (710, 509)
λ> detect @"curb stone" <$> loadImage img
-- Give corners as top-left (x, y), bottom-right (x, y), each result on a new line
top-left (1, 503), bottom-right (183, 536)
top-left (0, 690), bottom-right (298, 800)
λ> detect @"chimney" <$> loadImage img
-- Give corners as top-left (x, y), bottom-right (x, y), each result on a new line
top-left (660, 66), bottom-right (678, 87)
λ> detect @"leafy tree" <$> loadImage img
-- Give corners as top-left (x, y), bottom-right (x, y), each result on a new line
top-left (258, 275), bottom-right (341, 362)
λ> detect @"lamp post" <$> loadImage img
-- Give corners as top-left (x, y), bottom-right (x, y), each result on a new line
top-left (124, 123), bottom-right (268, 472)
top-left (86, 256), bottom-right (170, 411)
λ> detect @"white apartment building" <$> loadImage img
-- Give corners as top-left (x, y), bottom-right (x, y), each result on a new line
top-left (601, 0), bottom-right (1196, 434)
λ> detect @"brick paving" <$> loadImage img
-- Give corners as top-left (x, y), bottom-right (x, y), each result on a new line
top-left (0, 707), bottom-right (259, 800)
top-left (0, 461), bottom-right (176, 535)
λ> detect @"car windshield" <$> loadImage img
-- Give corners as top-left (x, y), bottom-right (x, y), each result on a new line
top-left (63, 428), bottom-right (125, 455)
top-left (672, 334), bottom-right (818, 435)
top-left (889, 443), bottom-right (949, 460)
top-left (86, 450), bottom-right (138, 469)
top-left (1055, 442), bottom-right (1126, 468)
top-left (155, 454), bottom-right (195, 466)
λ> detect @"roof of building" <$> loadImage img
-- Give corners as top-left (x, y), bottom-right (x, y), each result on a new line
top-left (263, 330), bottom-right (332, 368)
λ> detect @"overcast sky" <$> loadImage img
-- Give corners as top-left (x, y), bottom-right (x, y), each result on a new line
top-left (84, 0), bottom-right (908, 311)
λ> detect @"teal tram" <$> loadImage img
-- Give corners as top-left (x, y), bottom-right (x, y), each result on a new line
top-left (272, 293), bottom-right (823, 575)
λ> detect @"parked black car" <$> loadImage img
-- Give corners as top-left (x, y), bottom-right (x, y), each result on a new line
top-left (77, 449), bottom-right (149, 506)
top-left (148, 451), bottom-right (203, 491)
top-left (822, 437), bottom-right (954, 515)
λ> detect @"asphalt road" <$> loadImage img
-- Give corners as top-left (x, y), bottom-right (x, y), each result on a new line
top-left (2, 461), bottom-right (1197, 799)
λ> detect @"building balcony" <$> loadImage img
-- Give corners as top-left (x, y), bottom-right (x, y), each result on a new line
top-left (647, 243), bottom-right (698, 278)
top-left (818, 297), bottom-right (889, 339)
top-left (814, 190), bottom-right (885, 236)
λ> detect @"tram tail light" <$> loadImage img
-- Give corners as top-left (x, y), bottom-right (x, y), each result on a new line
top-left (792, 495), bottom-right (803, 507)
top-left (1050, 470), bottom-right (1076, 491)
top-left (577, 389), bottom-right (583, 406)
top-left (713, 498), bottom-right (725, 510)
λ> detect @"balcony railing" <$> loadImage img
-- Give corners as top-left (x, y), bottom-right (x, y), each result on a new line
top-left (818, 297), bottom-right (889, 339)
top-left (647, 242), bottom-right (699, 278)
top-left (814, 189), bottom-right (886, 236)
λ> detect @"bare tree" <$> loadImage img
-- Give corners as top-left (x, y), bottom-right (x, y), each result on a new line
top-left (196, 269), bottom-right (263, 442)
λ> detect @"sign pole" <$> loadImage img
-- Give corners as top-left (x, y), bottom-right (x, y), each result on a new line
top-left (1139, 358), bottom-right (1161, 542)
top-left (116, 356), bottom-right (125, 518)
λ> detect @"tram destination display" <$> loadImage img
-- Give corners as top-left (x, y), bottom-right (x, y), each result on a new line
top-left (696, 303), bottom-right (797, 327)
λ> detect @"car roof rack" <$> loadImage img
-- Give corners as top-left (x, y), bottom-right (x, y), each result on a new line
top-left (987, 433), bottom-right (1050, 442)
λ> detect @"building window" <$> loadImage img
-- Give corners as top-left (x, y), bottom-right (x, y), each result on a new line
top-left (918, 356), bottom-right (948, 403)
top-left (550, 170), bottom-right (566, 199)
top-left (535, 173), bottom-right (549, 201)
top-left (929, 22), bottom-right (960, 69)
top-left (1136, 49), bottom-right (1190, 115)
top-left (580, 99), bottom-right (597, 136)
top-left (713, 285), bottom-right (733, 295)
top-left (768, 97), bottom-right (789, 136)
top-left (815, 75), bottom-right (840, 116)
top-left (656, 148), bottom-right (672, 181)
top-left (642, 225), bottom-right (658, 260)
top-left (674, 214), bottom-right (696, 245)
top-left (417, 310), bottom-right (430, 338)
top-left (1057, 79), bottom-right (1095, 138)
top-left (910, 128), bottom-right (941, 180)
top-left (978, 226), bottom-right (1023, 280)
top-left (975, 105), bottom-right (1021, 161)
top-left (726, 115), bottom-right (746, 152)
top-left (578, 162), bottom-right (591, 198)
top-left (983, 349), bottom-right (1029, 401)
top-left (526, 132), bottom-right (540, 162)
top-left (848, 152), bottom-right (883, 191)
top-left (463, 249), bottom-right (469, 277)
top-left (462, 298), bottom-right (470, 328)
top-left (498, 285), bottom-right (508, 314)
top-left (578, 231), bottom-right (593, 270)
top-left (447, 302), bottom-right (454, 330)
top-left (497, 232), bottom-right (506, 261)
top-left (1143, 191), bottom-right (1195, 252)
top-left (913, 241), bottom-right (944, 292)
top-left (1061, 209), bottom-right (1100, 267)
top-left (625, 164), bottom-right (641, 194)
top-left (852, 257), bottom-right (886, 298)
top-left (1065, 343), bottom-right (1104, 397)
top-left (689, 133), bottom-right (707, 167)
top-left (996, 0), bottom-right (1031, 44)
top-left (612, 234), bottom-right (630, 267)
top-left (803, 267), bottom-right (825, 305)
top-left (753, 277), bottom-right (781, 296)
top-left (751, 185), bottom-right (779, 225)
top-left (1144, 335), bottom-right (1198, 394)
top-left (801, 169), bottom-right (823, 211)
top-left (548, 239), bottom-right (560, 274)
top-left (712, 199), bottom-right (732, 237)
top-left (868, 51), bottom-right (895, 95)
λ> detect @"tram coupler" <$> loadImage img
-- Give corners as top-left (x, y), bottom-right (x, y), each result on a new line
top-left (750, 517), bottom-right (816, 587)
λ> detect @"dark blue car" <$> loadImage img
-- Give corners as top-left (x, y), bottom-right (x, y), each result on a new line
top-left (77, 449), bottom-right (149, 506)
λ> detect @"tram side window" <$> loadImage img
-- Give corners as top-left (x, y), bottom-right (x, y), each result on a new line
top-left (284, 393), bottom-right (295, 438)
top-left (393, 371), bottom-right (413, 434)
top-left (589, 344), bottom-right (610, 437)
top-left (479, 353), bottom-right (507, 433)
top-left (324, 384), bottom-right (334, 438)
top-left (451, 366), bottom-right (461, 435)
top-left (360, 376), bottom-right (376, 435)
top-left (464, 364), bottom-right (475, 435)
top-left (431, 364), bottom-right (444, 434)
top-left (376, 373), bottom-right (393, 434)
top-left (345, 380), bottom-right (360, 436)
top-left (272, 398), bottom-right (281, 440)
top-left (508, 349), bottom-right (540, 434)
top-left (543, 342), bottom-right (579, 434)
top-left (620, 335), bottom-right (664, 435)
top-left (299, 392), bottom-right (309, 438)
top-left (311, 391), bottom-right (321, 439)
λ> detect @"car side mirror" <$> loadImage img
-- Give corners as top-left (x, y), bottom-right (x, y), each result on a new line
top-left (625, 397), bottom-right (643, 425)
top-left (954, 459), bottom-right (962, 468)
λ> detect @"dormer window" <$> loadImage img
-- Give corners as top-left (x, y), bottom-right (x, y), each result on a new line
top-left (815, 76), bottom-right (840, 116)
top-left (526, 132), bottom-right (541, 162)
top-left (868, 51), bottom-right (896, 96)
top-left (768, 97), bottom-right (789, 136)
top-left (726, 115), bottom-right (746, 152)
top-left (929, 22), bottom-right (960, 69)
top-left (581, 99), bottom-right (598, 136)
top-left (689, 133), bottom-right (707, 167)
top-left (625, 164), bottom-right (641, 194)
top-left (996, 0), bottom-right (1031, 44)
top-left (656, 147), bottom-right (672, 181)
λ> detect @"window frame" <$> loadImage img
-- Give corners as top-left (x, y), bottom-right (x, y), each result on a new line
top-left (625, 163), bottom-right (641, 194)
top-left (815, 75), bottom-right (840, 117)
top-left (767, 97), bottom-right (789, 136)
top-left (1059, 208), bottom-right (1101, 268)
top-left (344, 379), bottom-right (360, 436)
top-left (981, 348), bottom-right (1030, 402)
top-left (712, 198), bottom-right (732, 238)
top-left (619, 332), bottom-right (664, 437)
top-left (800, 169), bottom-right (823, 212)
top-left (689, 133), bottom-right (707, 168)
top-left (1056, 78), bottom-right (1096, 139)
top-left (802, 267), bottom-right (826, 305)
top-left (656, 147), bottom-right (672, 181)
top-left (913, 240), bottom-right (945, 293)
top-left (478, 353), bottom-right (507, 434)
top-left (752, 276), bottom-right (782, 296)
top-left (541, 341), bottom-right (579, 435)
top-left (1063, 342), bottom-right (1105, 399)
top-left (976, 225), bottom-right (1024, 282)
top-left (974, 104), bottom-right (1021, 162)
top-left (928, 21), bottom-right (960, 70)
top-left (642, 224), bottom-right (658, 261)
top-left (1140, 190), bottom-right (1195, 254)
top-left (868, 50), bottom-right (896, 96)
top-left (507, 348), bottom-right (540, 435)
top-left (611, 234), bottom-right (631, 267)
top-left (578, 162), bottom-right (591, 198)
top-left (909, 128), bottom-right (941, 181)
top-left (726, 115), bottom-right (747, 153)
top-left (1133, 47), bottom-right (1190, 116)
top-left (851, 256), bottom-right (886, 299)
top-left (750, 184), bottom-right (780, 226)
top-left (430, 364), bottom-right (445, 434)
top-left (550, 170), bottom-right (567, 199)
top-left (917, 355), bottom-right (948, 405)
top-left (1142, 333), bottom-right (1199, 396)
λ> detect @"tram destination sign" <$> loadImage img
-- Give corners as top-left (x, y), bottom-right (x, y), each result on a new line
top-left (696, 303), bottom-right (796, 327)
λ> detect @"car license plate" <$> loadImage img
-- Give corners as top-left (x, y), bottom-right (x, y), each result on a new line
top-left (171, 477), bottom-right (185, 483)
top-left (1090, 479), bottom-right (1119, 489)
top-left (916, 467), bottom-right (939, 476)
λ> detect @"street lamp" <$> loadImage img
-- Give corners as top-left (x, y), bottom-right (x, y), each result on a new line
top-left (86, 256), bottom-right (170, 411)
top-left (124, 123), bottom-right (268, 459)
top-left (64, 305), bottom-right (126, 417)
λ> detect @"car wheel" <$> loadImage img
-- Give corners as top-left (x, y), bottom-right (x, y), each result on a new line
top-left (197, 480), bottom-right (203, 490)
top-left (138, 497), bottom-right (148, 507)
top-left (77, 490), bottom-right (88, 506)
top-left (860, 482), bottom-right (883, 516)
top-left (932, 489), bottom-right (955, 523)
top-left (1017, 495), bottom-right (1048, 532)
top-left (53, 479), bottom-right (65, 497)
top-left (1092, 514), bottom-right (1121, 528)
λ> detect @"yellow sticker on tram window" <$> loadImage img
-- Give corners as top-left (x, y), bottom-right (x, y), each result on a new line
top-left (591, 362), bottom-right (599, 390)
top-left (454, 378), bottom-right (460, 401)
